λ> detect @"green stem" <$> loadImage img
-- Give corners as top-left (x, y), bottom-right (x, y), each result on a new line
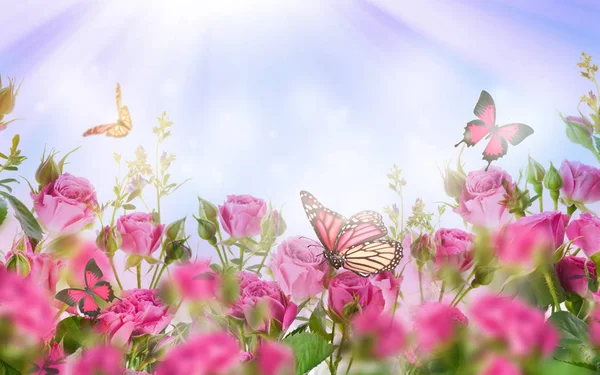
top-left (136, 263), bottom-right (142, 289)
top-left (329, 323), bottom-right (336, 369)
top-left (54, 304), bottom-right (68, 321)
top-left (334, 324), bottom-right (348, 372)
top-left (345, 355), bottom-right (354, 375)
top-left (452, 286), bottom-right (473, 307)
top-left (238, 244), bottom-right (245, 271)
top-left (212, 243), bottom-right (226, 267)
top-left (151, 264), bottom-right (167, 289)
top-left (255, 251), bottom-right (269, 275)
top-left (418, 267), bottom-right (424, 302)
top-left (544, 267), bottom-right (561, 311)
top-left (438, 281), bottom-right (446, 303)
top-left (538, 192), bottom-right (544, 212)
top-left (150, 242), bottom-right (167, 288)
top-left (110, 257), bottom-right (123, 291)
top-left (216, 228), bottom-right (229, 265)
top-left (567, 204), bottom-right (577, 216)
top-left (155, 140), bottom-right (162, 223)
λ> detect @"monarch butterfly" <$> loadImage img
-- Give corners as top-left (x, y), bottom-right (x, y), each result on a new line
top-left (300, 190), bottom-right (403, 277)
top-left (55, 258), bottom-right (116, 317)
top-left (454, 90), bottom-right (534, 171)
top-left (82, 83), bottom-right (132, 138)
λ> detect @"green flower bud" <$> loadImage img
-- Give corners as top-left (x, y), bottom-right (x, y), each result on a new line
top-left (526, 156), bottom-right (545, 186)
top-left (198, 197), bottom-right (218, 222)
top-left (6, 253), bottom-right (31, 277)
top-left (262, 209), bottom-right (287, 238)
top-left (443, 167), bottom-right (466, 199)
top-left (196, 217), bottom-right (217, 242)
top-left (165, 217), bottom-right (186, 241)
top-left (0, 76), bottom-right (20, 116)
top-left (35, 151), bottom-right (60, 187)
top-left (410, 234), bottom-right (432, 266)
top-left (96, 225), bottom-right (121, 256)
top-left (543, 162), bottom-right (563, 191)
top-left (563, 114), bottom-right (594, 150)
top-left (164, 239), bottom-right (191, 265)
top-left (471, 266), bottom-right (495, 288)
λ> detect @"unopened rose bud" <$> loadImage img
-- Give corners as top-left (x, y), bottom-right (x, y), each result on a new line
top-left (544, 162), bottom-right (563, 208)
top-left (443, 167), bottom-right (466, 199)
top-left (526, 156), bottom-right (545, 186)
top-left (165, 217), bottom-right (186, 241)
top-left (563, 114), bottom-right (594, 150)
top-left (198, 197), bottom-right (218, 222)
top-left (164, 240), bottom-right (191, 265)
top-left (0, 76), bottom-right (20, 116)
top-left (96, 225), bottom-right (121, 256)
top-left (471, 266), bottom-right (495, 288)
top-left (6, 253), bottom-right (31, 277)
top-left (196, 217), bottom-right (217, 242)
top-left (410, 234), bottom-right (432, 266)
top-left (262, 209), bottom-right (287, 238)
top-left (35, 151), bottom-right (60, 186)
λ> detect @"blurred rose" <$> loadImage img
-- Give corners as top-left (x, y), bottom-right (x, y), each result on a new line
top-left (98, 289), bottom-right (174, 347)
top-left (369, 271), bottom-right (402, 312)
top-left (495, 211), bottom-right (569, 267)
top-left (454, 167), bottom-right (512, 227)
top-left (470, 294), bottom-right (558, 357)
top-left (124, 371), bottom-right (150, 375)
top-left (71, 346), bottom-right (123, 375)
top-left (239, 351), bottom-right (255, 363)
top-left (219, 194), bottom-right (267, 238)
top-left (31, 342), bottom-right (66, 375)
top-left (588, 305), bottom-right (600, 347)
top-left (433, 228), bottom-right (473, 272)
top-left (117, 212), bottom-right (164, 256)
top-left (67, 241), bottom-right (113, 287)
top-left (567, 213), bottom-right (600, 257)
top-left (155, 333), bottom-right (240, 375)
top-left (172, 260), bottom-right (219, 300)
top-left (556, 256), bottom-right (597, 298)
top-left (560, 160), bottom-right (600, 203)
top-left (32, 173), bottom-right (98, 233)
top-left (328, 271), bottom-right (385, 320)
top-left (256, 341), bottom-right (295, 375)
top-left (413, 302), bottom-right (468, 355)
top-left (479, 356), bottom-right (522, 375)
top-left (270, 236), bottom-right (328, 299)
top-left (353, 309), bottom-right (406, 358)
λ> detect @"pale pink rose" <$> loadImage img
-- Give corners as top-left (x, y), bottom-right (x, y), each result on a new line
top-left (479, 356), bottom-right (522, 375)
top-left (588, 305), bottom-right (600, 346)
top-left (98, 289), bottom-right (174, 347)
top-left (67, 241), bottom-right (113, 287)
top-left (352, 309), bottom-right (406, 358)
top-left (567, 213), bottom-right (600, 257)
top-left (470, 294), bottom-right (558, 357)
top-left (31, 172), bottom-right (98, 233)
top-left (270, 236), bottom-right (328, 299)
top-left (556, 256), bottom-right (598, 298)
top-left (117, 212), bottom-right (164, 256)
top-left (172, 260), bottom-right (219, 300)
top-left (495, 211), bottom-right (569, 267)
top-left (155, 333), bottom-right (241, 375)
top-left (71, 346), bottom-right (124, 375)
top-left (31, 342), bottom-right (66, 375)
top-left (413, 302), bottom-right (468, 355)
top-left (369, 271), bottom-right (403, 312)
top-left (454, 167), bottom-right (513, 227)
top-left (256, 341), bottom-right (295, 375)
top-left (219, 194), bottom-right (267, 238)
top-left (433, 228), bottom-right (474, 272)
top-left (328, 271), bottom-right (385, 320)
top-left (560, 160), bottom-right (600, 203)
top-left (239, 270), bottom-right (260, 288)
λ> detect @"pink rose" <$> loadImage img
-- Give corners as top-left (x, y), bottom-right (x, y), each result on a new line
top-left (454, 167), bottom-right (513, 227)
top-left (270, 236), bottom-right (328, 299)
top-left (71, 346), bottom-right (124, 375)
top-left (560, 160), bottom-right (600, 203)
top-left (219, 194), bottom-right (267, 238)
top-left (413, 302), bottom-right (468, 355)
top-left (117, 212), bottom-right (165, 256)
top-left (567, 213), bottom-right (600, 257)
top-left (352, 309), bottom-right (406, 358)
top-left (588, 305), bottom-right (600, 346)
top-left (155, 333), bottom-right (241, 375)
top-left (256, 341), bottom-right (295, 375)
top-left (67, 241), bottom-right (113, 287)
top-left (231, 276), bottom-right (298, 333)
top-left (495, 211), bottom-right (569, 267)
top-left (31, 342), bottom-right (66, 375)
top-left (433, 228), bottom-right (474, 272)
top-left (369, 271), bottom-right (402, 312)
top-left (32, 172), bottom-right (98, 233)
top-left (98, 289), bottom-right (174, 347)
top-left (556, 256), bottom-right (597, 298)
top-left (239, 351), bottom-right (255, 363)
top-left (171, 260), bottom-right (219, 300)
top-left (470, 293), bottom-right (558, 357)
top-left (479, 356), bottom-right (522, 375)
top-left (328, 271), bottom-right (385, 320)
top-left (239, 270), bottom-right (260, 288)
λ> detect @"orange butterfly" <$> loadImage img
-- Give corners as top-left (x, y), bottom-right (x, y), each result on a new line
top-left (83, 83), bottom-right (132, 138)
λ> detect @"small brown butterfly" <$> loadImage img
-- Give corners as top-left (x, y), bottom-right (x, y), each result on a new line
top-left (83, 83), bottom-right (132, 138)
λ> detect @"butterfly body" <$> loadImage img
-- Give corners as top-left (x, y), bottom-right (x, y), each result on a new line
top-left (83, 83), bottom-right (132, 138)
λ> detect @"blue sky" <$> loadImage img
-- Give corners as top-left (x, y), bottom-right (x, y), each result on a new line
top-left (1, 0), bottom-right (600, 256)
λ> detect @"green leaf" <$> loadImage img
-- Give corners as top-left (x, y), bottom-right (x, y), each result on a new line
top-left (283, 332), bottom-right (335, 375)
top-left (125, 255), bottom-right (143, 270)
top-left (57, 146), bottom-right (81, 174)
top-left (55, 316), bottom-right (95, 354)
top-left (536, 359), bottom-right (598, 375)
top-left (0, 192), bottom-right (43, 242)
top-left (309, 303), bottom-right (332, 341)
top-left (122, 203), bottom-right (136, 210)
top-left (127, 189), bottom-right (141, 203)
top-left (0, 359), bottom-right (21, 375)
top-left (550, 311), bottom-right (589, 342)
top-left (285, 323), bottom-right (308, 339)
top-left (230, 258), bottom-right (241, 265)
top-left (0, 198), bottom-right (7, 226)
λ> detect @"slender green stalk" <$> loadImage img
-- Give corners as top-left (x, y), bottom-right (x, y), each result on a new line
top-left (567, 204), bottom-right (577, 216)
top-left (345, 355), bottom-right (355, 375)
top-left (334, 324), bottom-right (348, 372)
top-left (151, 264), bottom-right (167, 289)
top-left (418, 268), bottom-right (424, 302)
top-left (544, 267), bottom-right (561, 311)
top-left (150, 242), bottom-right (167, 288)
top-left (329, 323), bottom-right (336, 370)
top-left (538, 195), bottom-right (544, 212)
top-left (212, 243), bottom-right (226, 267)
top-left (54, 304), bottom-right (68, 321)
top-left (136, 263), bottom-right (142, 289)
top-left (110, 257), bottom-right (123, 291)
top-left (255, 251), bottom-right (269, 275)
top-left (238, 245), bottom-right (245, 271)
top-left (438, 281), bottom-right (446, 303)
top-left (452, 286), bottom-right (473, 307)
top-left (216, 228), bottom-right (229, 265)
top-left (155, 140), bottom-right (162, 223)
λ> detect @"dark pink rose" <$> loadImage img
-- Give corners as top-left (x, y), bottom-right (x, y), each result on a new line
top-left (117, 212), bottom-right (165, 256)
top-left (256, 341), bottom-right (295, 375)
top-left (560, 160), bottom-right (600, 203)
top-left (31, 342), bottom-right (66, 375)
top-left (470, 293), bottom-right (558, 357)
top-left (172, 260), bottom-right (219, 300)
top-left (231, 276), bottom-right (297, 333)
top-left (454, 167), bottom-right (513, 227)
top-left (239, 270), bottom-right (260, 288)
top-left (98, 289), bottom-right (174, 347)
top-left (352, 309), bottom-right (406, 358)
top-left (328, 271), bottom-right (385, 320)
top-left (239, 351), bottom-right (255, 363)
top-left (433, 228), bottom-right (474, 272)
top-left (413, 302), bottom-right (468, 355)
top-left (270, 236), bottom-right (328, 299)
top-left (369, 271), bottom-right (402, 312)
top-left (567, 213), bottom-right (600, 257)
top-left (556, 256), bottom-right (598, 298)
top-left (495, 211), bottom-right (569, 267)
top-left (219, 194), bottom-right (267, 238)
top-left (155, 333), bottom-right (241, 375)
top-left (480, 356), bottom-right (522, 375)
top-left (71, 346), bottom-right (123, 375)
top-left (32, 173), bottom-right (98, 233)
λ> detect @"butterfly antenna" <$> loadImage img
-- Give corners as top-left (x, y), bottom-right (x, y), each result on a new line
top-left (454, 140), bottom-right (464, 148)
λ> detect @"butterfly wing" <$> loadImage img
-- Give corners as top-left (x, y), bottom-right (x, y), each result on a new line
top-left (454, 120), bottom-right (492, 147)
top-left (341, 240), bottom-right (403, 277)
top-left (473, 90), bottom-right (496, 126)
top-left (84, 258), bottom-right (104, 289)
top-left (300, 190), bottom-right (346, 251)
top-left (106, 124), bottom-right (129, 138)
top-left (78, 294), bottom-right (100, 317)
top-left (115, 83), bottom-right (122, 110)
top-left (82, 123), bottom-right (117, 137)
top-left (118, 105), bottom-right (132, 130)
top-left (334, 210), bottom-right (387, 251)
top-left (90, 281), bottom-right (116, 303)
top-left (55, 288), bottom-right (88, 307)
top-left (482, 134), bottom-right (509, 171)
top-left (496, 123), bottom-right (534, 146)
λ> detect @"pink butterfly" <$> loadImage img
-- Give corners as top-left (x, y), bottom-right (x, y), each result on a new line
top-left (55, 258), bottom-right (116, 317)
top-left (300, 190), bottom-right (403, 277)
top-left (455, 90), bottom-right (534, 171)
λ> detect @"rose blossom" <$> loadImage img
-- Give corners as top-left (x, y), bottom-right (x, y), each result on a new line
top-left (369, 271), bottom-right (403, 312)
top-left (328, 271), bottom-right (385, 320)
top-left (413, 302), bottom-right (468, 355)
top-left (155, 333), bottom-right (241, 375)
top-left (98, 289), bottom-right (174, 347)
top-left (171, 260), bottom-right (219, 300)
top-left (567, 213), bottom-right (600, 257)
top-left (31, 173), bottom-right (98, 233)
top-left (454, 167), bottom-right (513, 227)
top-left (352, 309), bottom-right (406, 358)
top-left (479, 356), bottom-right (522, 375)
top-left (219, 194), bottom-right (267, 238)
top-left (270, 236), bottom-right (328, 299)
top-left (256, 341), bottom-right (295, 375)
top-left (470, 293), bottom-right (558, 357)
top-left (556, 256), bottom-right (597, 298)
top-left (560, 160), bottom-right (600, 203)
top-left (433, 228), bottom-right (473, 272)
top-left (71, 346), bottom-right (123, 375)
top-left (117, 212), bottom-right (164, 256)
top-left (67, 241), bottom-right (113, 286)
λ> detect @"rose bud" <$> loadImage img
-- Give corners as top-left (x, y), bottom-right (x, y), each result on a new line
top-left (165, 217), bottom-right (186, 241)
top-left (0, 76), bottom-right (20, 116)
top-left (34, 150), bottom-right (60, 187)
top-left (198, 197), bottom-right (219, 222)
top-left (443, 166), bottom-right (466, 199)
top-left (6, 252), bottom-right (31, 278)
